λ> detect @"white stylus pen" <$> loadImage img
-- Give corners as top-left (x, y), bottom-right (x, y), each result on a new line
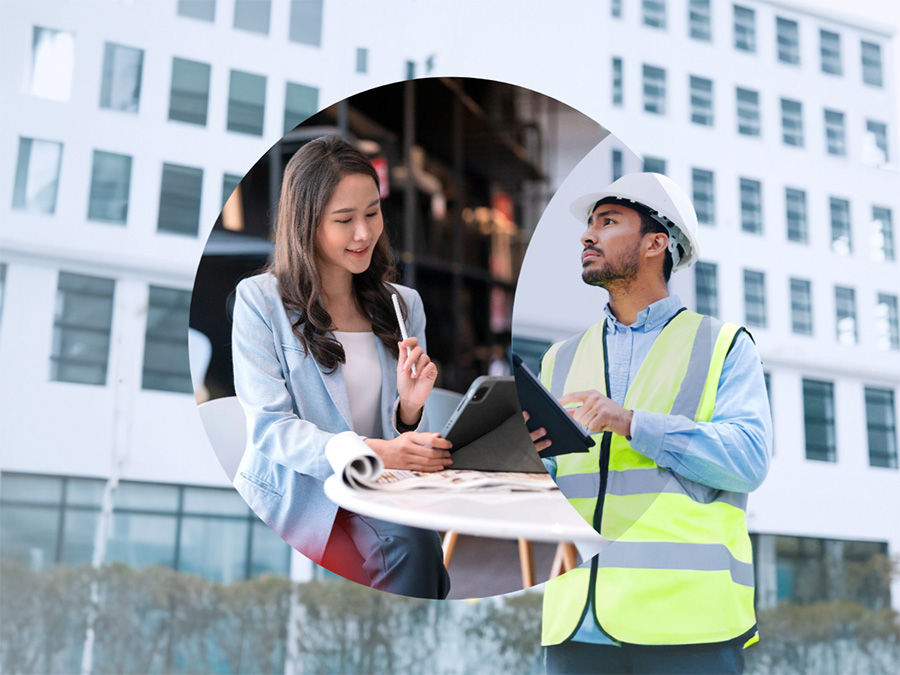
top-left (391, 293), bottom-right (416, 376)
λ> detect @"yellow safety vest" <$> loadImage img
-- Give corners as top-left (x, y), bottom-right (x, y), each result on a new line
top-left (541, 309), bottom-right (758, 647)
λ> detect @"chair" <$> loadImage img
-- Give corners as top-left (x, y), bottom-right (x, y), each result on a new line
top-left (197, 396), bottom-right (246, 482)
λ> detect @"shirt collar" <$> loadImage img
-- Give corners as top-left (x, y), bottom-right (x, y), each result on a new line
top-left (603, 295), bottom-right (684, 333)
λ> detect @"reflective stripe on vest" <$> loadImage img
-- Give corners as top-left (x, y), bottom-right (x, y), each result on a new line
top-left (541, 310), bottom-right (757, 646)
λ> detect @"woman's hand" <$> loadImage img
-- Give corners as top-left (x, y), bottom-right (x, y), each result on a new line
top-left (396, 336), bottom-right (438, 426)
top-left (365, 432), bottom-right (453, 472)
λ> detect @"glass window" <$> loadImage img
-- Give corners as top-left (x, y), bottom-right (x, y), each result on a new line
top-left (692, 168), bottom-right (715, 225)
top-left (60, 508), bottom-right (99, 565)
top-left (643, 156), bottom-right (667, 175)
top-left (356, 47), bottom-right (368, 73)
top-left (611, 149), bottom-right (623, 181)
top-left (51, 272), bottom-right (115, 386)
top-left (142, 286), bottom-right (193, 394)
top-left (177, 0), bottom-right (215, 21)
top-left (99, 42), bottom-right (143, 112)
top-left (12, 137), bottom-right (62, 214)
top-left (611, 0), bottom-right (622, 18)
top-left (183, 486), bottom-right (248, 516)
top-left (250, 520), bottom-right (292, 577)
top-left (29, 26), bottom-right (75, 101)
top-left (227, 69), bottom-right (266, 136)
top-left (876, 294), bottom-right (899, 351)
top-left (107, 512), bottom-right (178, 568)
top-left (689, 76), bottom-right (713, 126)
top-left (289, 0), bottom-right (323, 46)
top-left (689, 0), bottom-right (711, 40)
top-left (178, 516), bottom-right (248, 582)
top-left (222, 173), bottom-right (242, 209)
top-left (642, 0), bottom-right (666, 28)
top-left (612, 57), bottom-right (623, 107)
top-left (740, 178), bottom-right (762, 234)
top-left (865, 120), bottom-right (889, 165)
top-left (781, 98), bottom-right (804, 147)
top-left (736, 87), bottom-right (760, 136)
top-left (2, 474), bottom-right (64, 503)
top-left (234, 0), bottom-right (270, 34)
top-left (871, 206), bottom-right (895, 262)
top-left (405, 60), bottom-right (416, 80)
top-left (168, 57), bottom-right (210, 126)
top-left (824, 109), bottom-right (846, 156)
top-left (786, 187), bottom-right (807, 243)
top-left (733, 5), bottom-right (755, 52)
top-left (776, 17), bottom-right (800, 64)
top-left (820, 30), bottom-right (842, 75)
top-left (284, 81), bottom-right (319, 134)
top-left (803, 379), bottom-right (836, 461)
top-left (830, 197), bottom-right (852, 255)
top-left (866, 388), bottom-right (897, 468)
top-left (158, 163), bottom-right (203, 236)
top-left (790, 278), bottom-right (813, 335)
top-left (695, 261), bottom-right (718, 317)
top-left (861, 41), bottom-right (883, 87)
top-left (743, 269), bottom-right (766, 328)
top-left (642, 65), bottom-right (666, 114)
top-left (87, 150), bottom-right (132, 224)
top-left (835, 286), bottom-right (857, 345)
top-left (0, 504), bottom-right (59, 570)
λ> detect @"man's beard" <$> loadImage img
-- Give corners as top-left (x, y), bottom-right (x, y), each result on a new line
top-left (581, 244), bottom-right (641, 288)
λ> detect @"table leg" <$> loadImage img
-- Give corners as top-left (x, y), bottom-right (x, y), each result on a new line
top-left (442, 531), bottom-right (459, 568)
top-left (518, 538), bottom-right (535, 588)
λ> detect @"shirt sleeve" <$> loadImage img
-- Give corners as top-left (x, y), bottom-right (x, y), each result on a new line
top-left (390, 288), bottom-right (429, 436)
top-left (628, 331), bottom-right (772, 493)
top-left (231, 278), bottom-right (335, 481)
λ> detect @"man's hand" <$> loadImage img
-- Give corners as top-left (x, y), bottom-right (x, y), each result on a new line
top-left (522, 411), bottom-right (551, 452)
top-left (558, 390), bottom-right (633, 437)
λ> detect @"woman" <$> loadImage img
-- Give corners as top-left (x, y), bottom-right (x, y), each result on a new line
top-left (231, 136), bottom-right (451, 598)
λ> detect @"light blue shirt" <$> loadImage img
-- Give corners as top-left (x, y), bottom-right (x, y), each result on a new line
top-left (543, 294), bottom-right (773, 645)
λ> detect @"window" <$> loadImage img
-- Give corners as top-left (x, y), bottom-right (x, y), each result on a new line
top-left (99, 43), bottom-right (143, 112)
top-left (835, 286), bottom-right (857, 345)
top-left (689, 76), bottom-right (713, 126)
top-left (776, 17), bottom-right (800, 64)
top-left (50, 272), bottom-right (115, 386)
top-left (234, 0), bottom-right (270, 34)
top-left (790, 278), bottom-right (813, 335)
top-left (142, 286), bottom-right (193, 393)
top-left (865, 120), bottom-right (889, 165)
top-left (158, 163), bottom-right (203, 236)
top-left (356, 47), bottom-right (368, 73)
top-left (824, 109), bottom-right (846, 156)
top-left (689, 0), bottom-right (711, 40)
top-left (222, 173), bottom-right (241, 209)
top-left (861, 41), bottom-right (883, 86)
top-left (803, 379), bottom-right (836, 461)
top-left (29, 26), bottom-right (74, 101)
top-left (612, 149), bottom-right (623, 181)
top-left (642, 65), bottom-right (666, 114)
top-left (781, 98), bottom-right (804, 147)
top-left (12, 137), bottom-right (62, 214)
top-left (284, 82), bottom-right (319, 134)
top-left (288, 0), bottom-right (323, 46)
top-left (612, 57), bottom-right (623, 106)
top-left (871, 206), bottom-right (894, 261)
top-left (866, 388), bottom-right (898, 468)
top-left (695, 261), bottom-right (718, 317)
top-left (642, 0), bottom-right (666, 28)
top-left (692, 168), bottom-right (715, 224)
top-left (830, 197), bottom-right (852, 255)
top-left (733, 5), bottom-right (755, 52)
top-left (820, 30), bottom-right (842, 74)
top-left (611, 0), bottom-right (622, 18)
top-left (736, 87), bottom-right (760, 136)
top-left (177, 0), bottom-right (215, 21)
top-left (405, 60), bottom-right (416, 80)
top-left (743, 269), bottom-right (766, 328)
top-left (227, 70), bottom-right (266, 136)
top-left (168, 57), bottom-right (210, 126)
top-left (87, 150), bottom-right (131, 224)
top-left (643, 156), bottom-right (667, 175)
top-left (785, 188), bottom-right (807, 243)
top-left (740, 178), bottom-right (762, 234)
top-left (876, 294), bottom-right (899, 351)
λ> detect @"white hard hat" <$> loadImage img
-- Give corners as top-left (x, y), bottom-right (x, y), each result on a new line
top-left (569, 172), bottom-right (700, 272)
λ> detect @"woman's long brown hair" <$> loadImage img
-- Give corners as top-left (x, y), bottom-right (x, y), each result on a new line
top-left (268, 136), bottom-right (406, 373)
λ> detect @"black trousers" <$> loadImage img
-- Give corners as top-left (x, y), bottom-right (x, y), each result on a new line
top-left (545, 640), bottom-right (744, 674)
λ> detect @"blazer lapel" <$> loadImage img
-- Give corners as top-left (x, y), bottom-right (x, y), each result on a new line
top-left (315, 338), bottom-right (353, 431)
top-left (377, 339), bottom-right (395, 437)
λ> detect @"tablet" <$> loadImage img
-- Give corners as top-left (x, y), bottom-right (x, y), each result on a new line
top-left (511, 353), bottom-right (594, 458)
top-left (440, 376), bottom-right (521, 450)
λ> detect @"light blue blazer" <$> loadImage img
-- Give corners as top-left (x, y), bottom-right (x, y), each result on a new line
top-left (231, 271), bottom-right (427, 562)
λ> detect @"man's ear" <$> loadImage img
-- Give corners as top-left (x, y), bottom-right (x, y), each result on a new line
top-left (644, 232), bottom-right (669, 259)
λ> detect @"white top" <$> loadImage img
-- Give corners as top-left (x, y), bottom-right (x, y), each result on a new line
top-left (334, 331), bottom-right (382, 438)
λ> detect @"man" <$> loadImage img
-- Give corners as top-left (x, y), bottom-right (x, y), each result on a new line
top-left (528, 172), bottom-right (772, 674)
